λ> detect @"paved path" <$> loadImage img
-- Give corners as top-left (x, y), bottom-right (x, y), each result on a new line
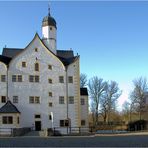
top-left (0, 134), bottom-right (148, 147)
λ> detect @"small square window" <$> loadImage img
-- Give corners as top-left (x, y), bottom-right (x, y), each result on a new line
top-left (35, 48), bottom-right (38, 52)
top-left (59, 96), bottom-right (65, 104)
top-left (49, 92), bottom-right (52, 97)
top-left (48, 79), bottom-right (52, 84)
top-left (49, 102), bottom-right (53, 107)
top-left (1, 96), bottom-right (6, 103)
top-left (13, 96), bottom-right (18, 103)
top-left (48, 65), bottom-right (52, 70)
top-left (69, 96), bottom-right (74, 104)
top-left (68, 76), bottom-right (73, 83)
top-left (29, 96), bottom-right (34, 103)
top-left (35, 75), bottom-right (39, 82)
top-left (35, 97), bottom-right (40, 104)
top-left (81, 120), bottom-right (86, 126)
top-left (18, 75), bottom-right (22, 82)
top-left (59, 76), bottom-right (64, 83)
top-left (22, 62), bottom-right (26, 67)
top-left (12, 75), bottom-right (17, 82)
top-left (1, 75), bottom-right (6, 82)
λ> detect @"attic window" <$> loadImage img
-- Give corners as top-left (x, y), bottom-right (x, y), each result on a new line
top-left (35, 48), bottom-right (38, 52)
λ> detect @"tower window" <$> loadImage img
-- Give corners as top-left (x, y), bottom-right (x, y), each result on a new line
top-left (49, 102), bottom-right (53, 107)
top-left (50, 27), bottom-right (52, 30)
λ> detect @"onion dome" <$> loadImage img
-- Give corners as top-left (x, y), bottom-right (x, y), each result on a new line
top-left (42, 6), bottom-right (57, 28)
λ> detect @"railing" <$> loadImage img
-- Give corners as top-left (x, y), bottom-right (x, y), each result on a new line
top-left (0, 128), bottom-right (13, 136)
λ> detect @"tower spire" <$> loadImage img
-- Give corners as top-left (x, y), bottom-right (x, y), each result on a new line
top-left (48, 2), bottom-right (51, 16)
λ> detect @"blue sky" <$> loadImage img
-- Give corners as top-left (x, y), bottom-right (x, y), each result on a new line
top-left (0, 1), bottom-right (148, 108)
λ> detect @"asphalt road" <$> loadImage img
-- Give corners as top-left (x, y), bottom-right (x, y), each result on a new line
top-left (0, 135), bottom-right (148, 147)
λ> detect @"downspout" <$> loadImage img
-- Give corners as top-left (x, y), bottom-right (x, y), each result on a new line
top-left (65, 66), bottom-right (69, 134)
top-left (7, 65), bottom-right (9, 101)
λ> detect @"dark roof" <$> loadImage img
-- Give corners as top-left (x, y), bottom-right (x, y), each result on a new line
top-left (1, 48), bottom-right (77, 66)
top-left (2, 48), bottom-right (23, 58)
top-left (57, 50), bottom-right (74, 58)
top-left (42, 16), bottom-right (57, 28)
top-left (0, 55), bottom-right (12, 65)
top-left (80, 88), bottom-right (88, 96)
top-left (0, 100), bottom-right (20, 113)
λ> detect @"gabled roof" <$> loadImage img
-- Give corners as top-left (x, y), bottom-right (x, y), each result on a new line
top-left (80, 88), bottom-right (88, 96)
top-left (0, 100), bottom-right (20, 113)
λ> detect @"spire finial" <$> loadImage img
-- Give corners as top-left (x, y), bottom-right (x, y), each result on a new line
top-left (48, 2), bottom-right (51, 16)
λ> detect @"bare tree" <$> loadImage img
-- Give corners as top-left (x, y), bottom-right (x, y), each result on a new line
top-left (80, 73), bottom-right (87, 88)
top-left (122, 101), bottom-right (131, 122)
top-left (130, 77), bottom-right (148, 120)
top-left (88, 76), bottom-right (106, 126)
top-left (100, 81), bottom-right (121, 123)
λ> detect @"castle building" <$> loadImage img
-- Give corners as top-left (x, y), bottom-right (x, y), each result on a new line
top-left (0, 7), bottom-right (88, 134)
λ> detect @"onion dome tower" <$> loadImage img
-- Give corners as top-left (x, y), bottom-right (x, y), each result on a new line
top-left (42, 5), bottom-right (57, 54)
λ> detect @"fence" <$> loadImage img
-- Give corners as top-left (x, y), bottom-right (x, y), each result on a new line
top-left (0, 127), bottom-right (31, 137)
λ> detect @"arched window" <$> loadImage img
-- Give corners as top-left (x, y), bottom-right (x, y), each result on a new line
top-left (35, 63), bottom-right (39, 71)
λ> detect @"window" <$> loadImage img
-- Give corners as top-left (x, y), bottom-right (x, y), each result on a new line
top-left (48, 79), bottom-right (52, 84)
top-left (60, 120), bottom-right (69, 127)
top-left (1, 96), bottom-right (6, 103)
top-left (59, 96), bottom-right (65, 104)
top-left (29, 75), bottom-right (39, 83)
top-left (69, 96), bottom-right (74, 104)
top-left (49, 115), bottom-right (52, 120)
top-left (81, 98), bottom-right (85, 105)
top-left (49, 102), bottom-right (53, 107)
top-left (81, 120), bottom-right (86, 126)
top-left (35, 63), bottom-right (39, 71)
top-left (13, 96), bottom-right (18, 103)
top-left (49, 92), bottom-right (52, 97)
top-left (29, 96), bottom-right (40, 104)
top-left (29, 96), bottom-right (34, 103)
top-left (35, 48), bottom-right (38, 52)
top-left (17, 117), bottom-right (19, 124)
top-left (22, 62), bottom-right (26, 67)
top-left (59, 76), bottom-right (64, 83)
top-left (2, 116), bottom-right (13, 124)
top-left (48, 65), bottom-right (52, 70)
top-left (18, 75), bottom-right (22, 82)
top-left (35, 97), bottom-right (40, 104)
top-left (1, 75), bottom-right (6, 82)
top-left (35, 75), bottom-right (39, 82)
top-left (12, 75), bottom-right (22, 82)
top-left (50, 27), bottom-right (52, 30)
top-left (35, 114), bottom-right (41, 118)
top-left (68, 76), bottom-right (73, 83)
top-left (12, 75), bottom-right (17, 82)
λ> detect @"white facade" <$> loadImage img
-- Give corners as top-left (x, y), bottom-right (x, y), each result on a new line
top-left (0, 11), bottom-right (88, 134)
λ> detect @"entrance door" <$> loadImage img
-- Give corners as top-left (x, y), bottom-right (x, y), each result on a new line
top-left (35, 121), bottom-right (41, 131)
